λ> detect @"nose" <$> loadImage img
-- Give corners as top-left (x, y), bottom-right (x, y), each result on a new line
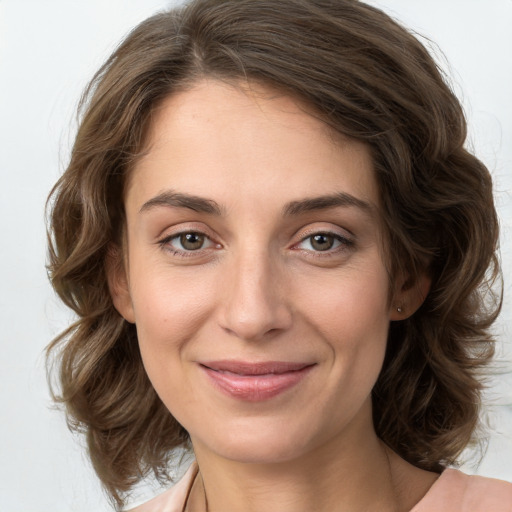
top-left (218, 249), bottom-right (293, 341)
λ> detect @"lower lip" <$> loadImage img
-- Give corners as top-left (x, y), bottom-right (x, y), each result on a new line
top-left (201, 365), bottom-right (314, 402)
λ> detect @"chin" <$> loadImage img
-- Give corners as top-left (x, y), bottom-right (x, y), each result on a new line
top-left (193, 416), bottom-right (324, 465)
top-left (218, 438), bottom-right (305, 465)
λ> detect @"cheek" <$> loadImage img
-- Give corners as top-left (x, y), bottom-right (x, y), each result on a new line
top-left (131, 256), bottom-right (215, 331)
top-left (297, 262), bottom-right (390, 339)
top-left (130, 271), bottom-right (218, 428)
top-left (128, 263), bottom-right (218, 388)
top-left (296, 262), bottom-right (390, 390)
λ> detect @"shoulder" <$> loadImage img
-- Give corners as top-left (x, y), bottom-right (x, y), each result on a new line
top-left (412, 468), bottom-right (512, 512)
top-left (125, 462), bottom-right (198, 512)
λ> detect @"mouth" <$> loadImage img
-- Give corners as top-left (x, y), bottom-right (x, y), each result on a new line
top-left (199, 360), bottom-right (316, 401)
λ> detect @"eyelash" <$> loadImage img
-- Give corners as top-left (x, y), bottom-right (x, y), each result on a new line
top-left (292, 231), bottom-right (354, 256)
top-left (157, 229), bottom-right (354, 258)
top-left (157, 231), bottom-right (218, 257)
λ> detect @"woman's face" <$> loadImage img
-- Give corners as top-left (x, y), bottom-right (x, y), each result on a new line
top-left (114, 80), bottom-right (400, 464)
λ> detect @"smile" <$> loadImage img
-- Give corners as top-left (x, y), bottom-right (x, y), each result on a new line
top-left (199, 360), bottom-right (316, 401)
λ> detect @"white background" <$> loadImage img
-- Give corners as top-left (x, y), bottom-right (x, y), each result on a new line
top-left (0, 1), bottom-right (511, 510)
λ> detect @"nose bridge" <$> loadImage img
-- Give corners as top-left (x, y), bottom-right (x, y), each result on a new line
top-left (220, 243), bottom-right (291, 341)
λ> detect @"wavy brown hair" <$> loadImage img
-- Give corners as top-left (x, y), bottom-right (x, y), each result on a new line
top-left (46, 0), bottom-right (501, 508)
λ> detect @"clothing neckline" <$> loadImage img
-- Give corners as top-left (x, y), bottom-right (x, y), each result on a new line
top-left (182, 463), bottom-right (450, 512)
top-left (126, 462), bottom-right (512, 512)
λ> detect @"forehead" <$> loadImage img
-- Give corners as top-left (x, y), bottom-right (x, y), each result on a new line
top-left (126, 79), bottom-right (378, 211)
top-left (145, 79), bottom-right (337, 144)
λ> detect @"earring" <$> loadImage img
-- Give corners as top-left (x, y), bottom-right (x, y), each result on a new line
top-left (397, 306), bottom-right (403, 313)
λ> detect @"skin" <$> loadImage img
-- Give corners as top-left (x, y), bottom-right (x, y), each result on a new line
top-left (111, 79), bottom-right (436, 512)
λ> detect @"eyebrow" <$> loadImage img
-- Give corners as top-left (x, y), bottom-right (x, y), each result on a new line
top-left (139, 190), bottom-right (373, 217)
top-left (139, 191), bottom-right (223, 215)
top-left (283, 192), bottom-right (373, 216)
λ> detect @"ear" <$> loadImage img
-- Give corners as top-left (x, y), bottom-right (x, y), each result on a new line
top-left (106, 244), bottom-right (136, 324)
top-left (389, 272), bottom-right (431, 321)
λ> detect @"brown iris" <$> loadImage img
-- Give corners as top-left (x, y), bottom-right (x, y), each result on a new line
top-left (310, 234), bottom-right (335, 251)
top-left (180, 232), bottom-right (205, 250)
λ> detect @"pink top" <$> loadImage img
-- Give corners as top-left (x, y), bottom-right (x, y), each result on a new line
top-left (127, 463), bottom-right (512, 511)
top-left (411, 468), bottom-right (512, 512)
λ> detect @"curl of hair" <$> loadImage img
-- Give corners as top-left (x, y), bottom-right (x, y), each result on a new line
top-left (46, 0), bottom-right (501, 507)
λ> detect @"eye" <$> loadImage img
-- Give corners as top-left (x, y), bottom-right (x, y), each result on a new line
top-left (160, 231), bottom-right (216, 253)
top-left (296, 232), bottom-right (352, 252)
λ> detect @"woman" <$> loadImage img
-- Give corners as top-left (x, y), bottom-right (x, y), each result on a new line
top-left (46, 0), bottom-right (512, 510)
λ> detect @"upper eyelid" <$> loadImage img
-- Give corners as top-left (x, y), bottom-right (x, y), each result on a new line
top-left (156, 222), bottom-right (218, 241)
top-left (155, 223), bottom-right (354, 248)
top-left (293, 224), bottom-right (355, 242)
top-left (299, 229), bottom-right (352, 240)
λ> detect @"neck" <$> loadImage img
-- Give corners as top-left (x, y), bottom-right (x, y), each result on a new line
top-left (189, 416), bottom-right (404, 512)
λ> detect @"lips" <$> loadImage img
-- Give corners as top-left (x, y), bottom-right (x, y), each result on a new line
top-left (199, 360), bottom-right (315, 401)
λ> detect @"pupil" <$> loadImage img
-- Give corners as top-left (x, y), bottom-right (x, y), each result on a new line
top-left (180, 233), bottom-right (204, 250)
top-left (311, 234), bottom-right (333, 251)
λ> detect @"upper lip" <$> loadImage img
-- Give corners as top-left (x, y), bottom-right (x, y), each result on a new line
top-left (200, 360), bottom-right (314, 375)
